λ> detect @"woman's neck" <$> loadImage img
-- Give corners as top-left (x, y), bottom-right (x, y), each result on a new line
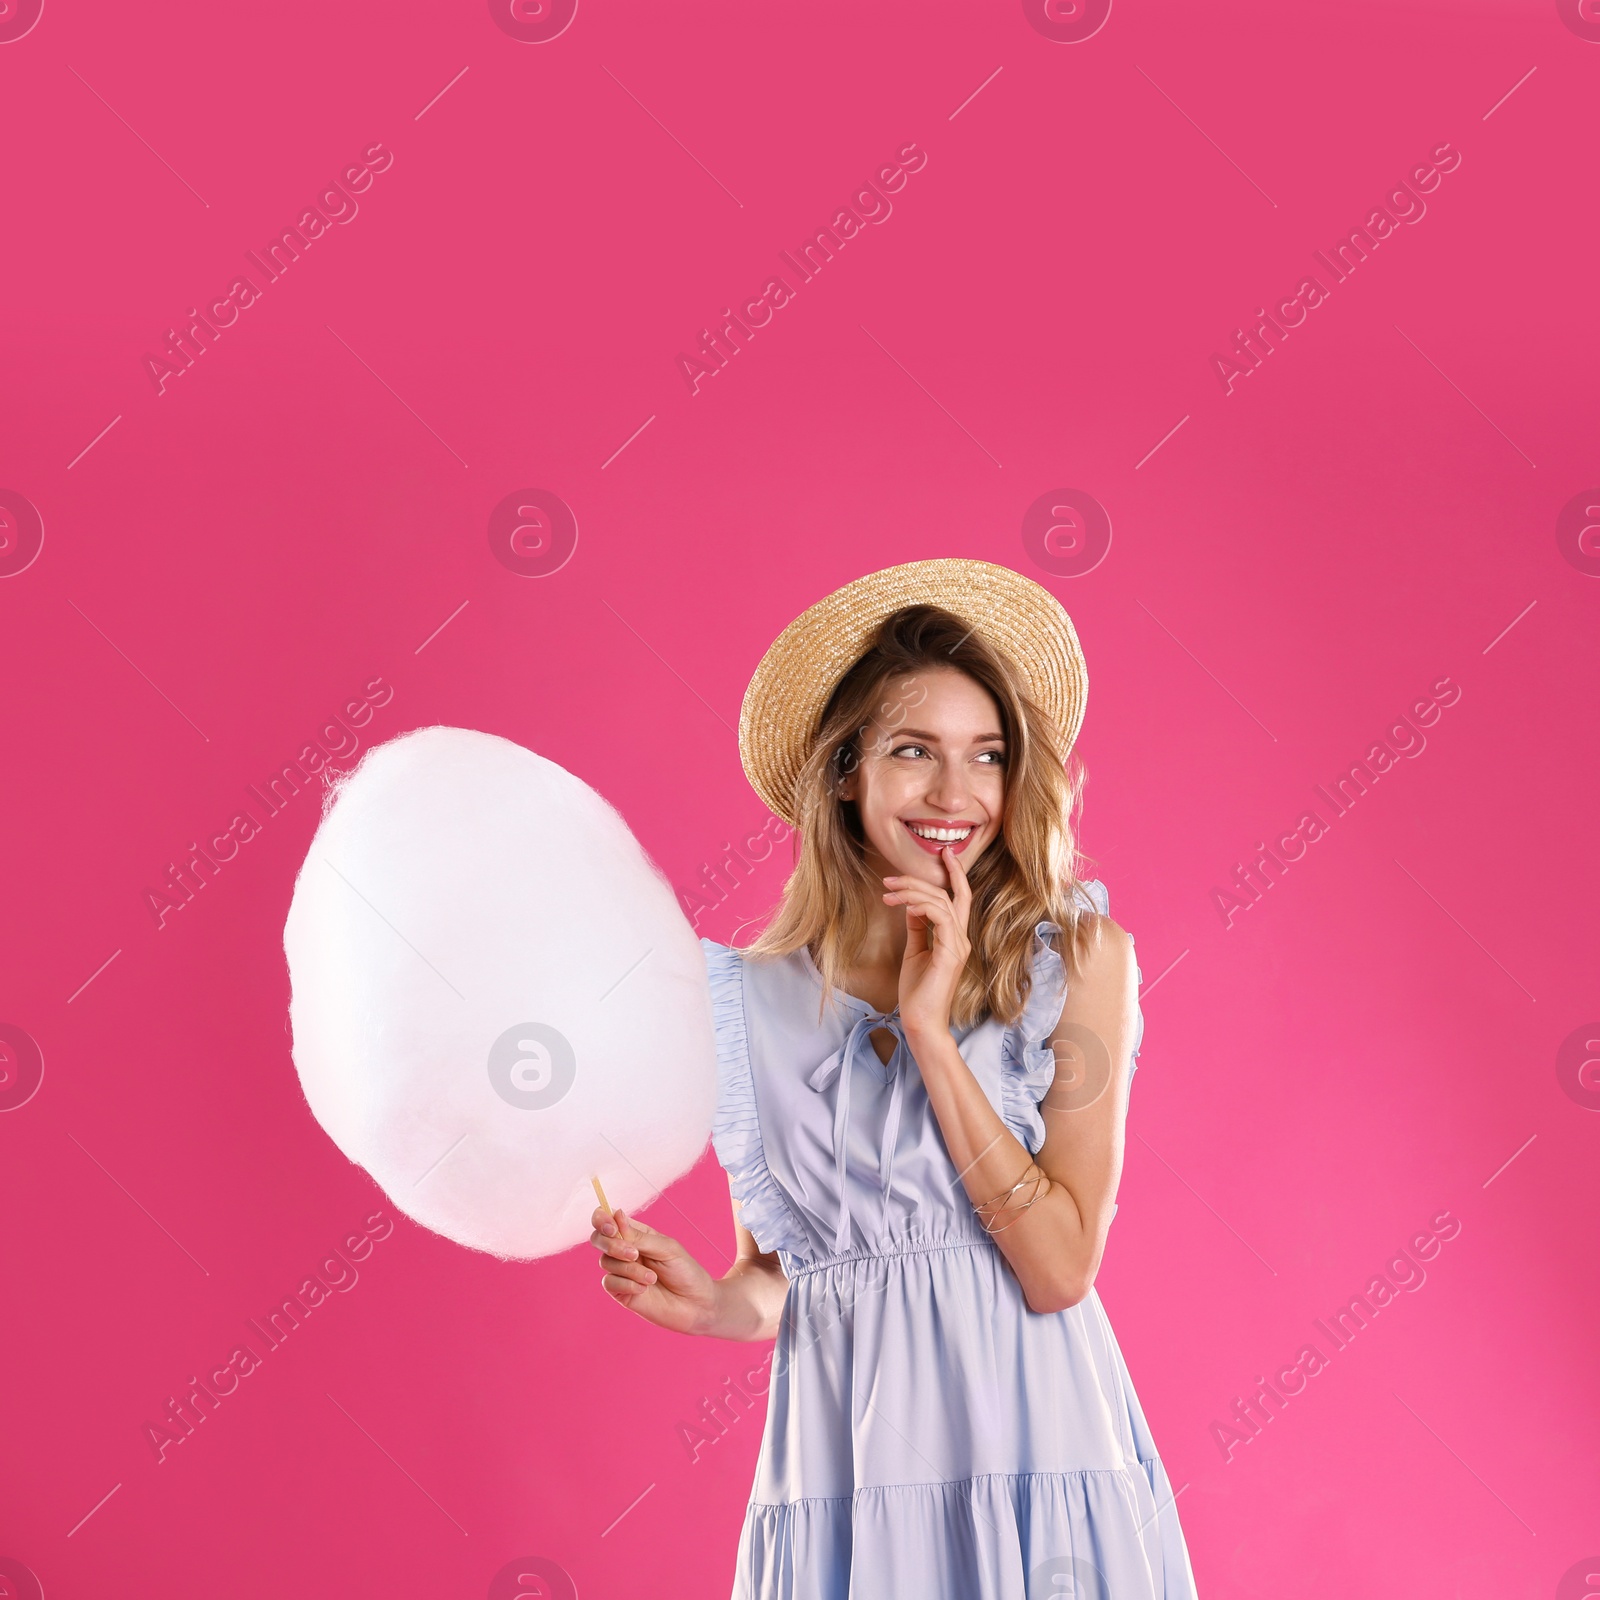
top-left (832, 846), bottom-right (909, 1013)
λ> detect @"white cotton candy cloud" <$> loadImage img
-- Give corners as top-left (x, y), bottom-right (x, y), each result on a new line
top-left (283, 726), bottom-right (717, 1260)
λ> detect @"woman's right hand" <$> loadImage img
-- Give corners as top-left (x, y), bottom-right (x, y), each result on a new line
top-left (591, 1206), bottom-right (718, 1335)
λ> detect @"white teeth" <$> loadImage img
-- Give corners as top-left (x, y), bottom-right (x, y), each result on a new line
top-left (907, 824), bottom-right (974, 842)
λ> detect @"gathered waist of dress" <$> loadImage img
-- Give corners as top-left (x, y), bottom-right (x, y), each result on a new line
top-left (781, 1236), bottom-right (997, 1278)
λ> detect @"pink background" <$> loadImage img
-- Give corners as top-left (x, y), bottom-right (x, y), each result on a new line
top-left (2, 0), bottom-right (1597, 1594)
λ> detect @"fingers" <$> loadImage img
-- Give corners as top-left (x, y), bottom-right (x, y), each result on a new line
top-left (590, 1204), bottom-right (680, 1308)
top-left (883, 891), bottom-right (932, 952)
top-left (889, 900), bottom-right (951, 951)
top-left (591, 1210), bottom-right (677, 1267)
top-left (598, 1222), bottom-right (664, 1307)
top-left (591, 1203), bottom-right (654, 1242)
top-left (882, 878), bottom-right (949, 915)
top-left (591, 1203), bottom-right (638, 1259)
top-left (883, 880), bottom-right (967, 943)
top-left (591, 1225), bottom-right (640, 1259)
top-left (601, 1256), bottom-right (659, 1290)
top-left (883, 865), bottom-right (972, 933)
top-left (941, 844), bottom-right (973, 909)
top-left (601, 1268), bottom-right (656, 1302)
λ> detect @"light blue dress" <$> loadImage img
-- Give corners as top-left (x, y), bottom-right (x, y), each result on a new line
top-left (701, 880), bottom-right (1198, 1600)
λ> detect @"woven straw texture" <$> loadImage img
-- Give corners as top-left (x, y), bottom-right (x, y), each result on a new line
top-left (738, 558), bottom-right (1088, 824)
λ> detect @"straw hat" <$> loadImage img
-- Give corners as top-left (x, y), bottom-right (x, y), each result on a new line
top-left (739, 558), bottom-right (1088, 825)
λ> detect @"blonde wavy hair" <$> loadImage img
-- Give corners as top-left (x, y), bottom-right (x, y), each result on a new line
top-left (741, 604), bottom-right (1098, 1029)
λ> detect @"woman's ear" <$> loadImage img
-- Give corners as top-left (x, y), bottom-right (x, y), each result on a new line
top-left (834, 742), bottom-right (861, 803)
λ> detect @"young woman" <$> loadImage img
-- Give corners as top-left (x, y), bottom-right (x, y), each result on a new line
top-left (592, 560), bottom-right (1198, 1598)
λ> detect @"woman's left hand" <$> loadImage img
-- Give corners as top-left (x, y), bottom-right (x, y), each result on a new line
top-left (883, 846), bottom-right (972, 1039)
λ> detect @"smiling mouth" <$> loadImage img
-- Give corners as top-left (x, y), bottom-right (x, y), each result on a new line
top-left (901, 819), bottom-right (978, 855)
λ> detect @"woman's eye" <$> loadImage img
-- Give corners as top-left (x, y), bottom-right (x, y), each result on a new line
top-left (890, 744), bottom-right (927, 759)
top-left (977, 750), bottom-right (1006, 764)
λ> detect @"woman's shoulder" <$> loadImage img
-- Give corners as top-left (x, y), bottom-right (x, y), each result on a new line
top-left (997, 877), bottom-right (1144, 1145)
top-left (1070, 876), bottom-right (1111, 919)
top-left (1009, 877), bottom-right (1141, 1040)
top-left (699, 934), bottom-right (739, 975)
top-left (1036, 878), bottom-right (1133, 965)
top-left (697, 941), bottom-right (813, 1257)
top-left (1042, 875), bottom-right (1113, 937)
top-left (699, 934), bottom-right (794, 975)
top-left (699, 935), bottom-right (818, 1025)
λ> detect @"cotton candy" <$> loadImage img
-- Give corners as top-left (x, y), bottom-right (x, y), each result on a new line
top-left (283, 725), bottom-right (717, 1260)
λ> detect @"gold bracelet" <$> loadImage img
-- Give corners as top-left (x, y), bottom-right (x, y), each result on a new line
top-left (978, 1181), bottom-right (1047, 1234)
top-left (973, 1168), bottom-right (1039, 1211)
top-left (973, 1165), bottom-right (1050, 1234)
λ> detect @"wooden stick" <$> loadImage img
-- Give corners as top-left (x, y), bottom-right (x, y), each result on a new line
top-left (591, 1174), bottom-right (614, 1221)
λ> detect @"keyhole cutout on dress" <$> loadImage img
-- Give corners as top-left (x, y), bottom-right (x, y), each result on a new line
top-left (869, 1027), bottom-right (898, 1067)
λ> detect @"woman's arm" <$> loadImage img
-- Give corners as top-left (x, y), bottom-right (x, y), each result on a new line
top-left (710, 1211), bottom-right (791, 1340)
top-left (592, 1192), bottom-right (790, 1340)
top-left (907, 916), bottom-right (1138, 1313)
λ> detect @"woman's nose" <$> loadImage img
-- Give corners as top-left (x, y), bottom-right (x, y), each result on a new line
top-left (922, 763), bottom-right (973, 813)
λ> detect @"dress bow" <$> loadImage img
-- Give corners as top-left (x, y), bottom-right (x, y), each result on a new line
top-left (807, 1008), bottom-right (909, 1255)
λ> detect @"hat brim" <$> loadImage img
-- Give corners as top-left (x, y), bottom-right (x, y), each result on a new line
top-left (738, 558), bottom-right (1088, 825)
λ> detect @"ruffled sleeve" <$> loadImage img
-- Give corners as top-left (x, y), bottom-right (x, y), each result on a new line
top-left (701, 938), bottom-right (811, 1260)
top-left (1000, 878), bottom-right (1143, 1153)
